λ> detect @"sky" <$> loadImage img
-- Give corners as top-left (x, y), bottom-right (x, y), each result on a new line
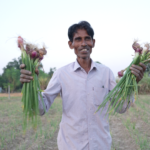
top-left (0, 0), bottom-right (150, 77)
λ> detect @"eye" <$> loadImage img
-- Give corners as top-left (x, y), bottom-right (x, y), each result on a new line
top-left (85, 37), bottom-right (91, 40)
top-left (75, 37), bottom-right (81, 41)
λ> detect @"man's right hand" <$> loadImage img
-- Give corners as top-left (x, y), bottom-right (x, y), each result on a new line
top-left (20, 64), bottom-right (33, 83)
top-left (20, 64), bottom-right (39, 83)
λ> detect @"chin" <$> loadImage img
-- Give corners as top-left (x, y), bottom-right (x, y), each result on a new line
top-left (82, 57), bottom-right (87, 59)
top-left (78, 54), bottom-right (90, 60)
top-left (80, 56), bottom-right (89, 59)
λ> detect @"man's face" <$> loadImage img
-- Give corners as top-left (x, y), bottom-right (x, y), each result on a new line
top-left (68, 29), bottom-right (95, 60)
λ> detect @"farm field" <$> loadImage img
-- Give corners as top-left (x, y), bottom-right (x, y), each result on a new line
top-left (0, 94), bottom-right (150, 150)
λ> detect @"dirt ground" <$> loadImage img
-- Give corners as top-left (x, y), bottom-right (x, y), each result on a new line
top-left (0, 93), bottom-right (22, 97)
top-left (0, 94), bottom-right (150, 150)
top-left (45, 113), bottom-right (141, 150)
top-left (37, 111), bottom-right (143, 150)
top-left (34, 104), bottom-right (150, 150)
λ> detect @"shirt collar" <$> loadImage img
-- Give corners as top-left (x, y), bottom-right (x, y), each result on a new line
top-left (73, 59), bottom-right (97, 72)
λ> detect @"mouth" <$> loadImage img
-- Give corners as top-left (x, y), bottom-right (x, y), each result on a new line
top-left (80, 49), bottom-right (88, 52)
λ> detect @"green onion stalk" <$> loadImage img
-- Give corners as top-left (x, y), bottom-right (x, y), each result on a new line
top-left (96, 41), bottom-right (150, 115)
top-left (18, 36), bottom-right (46, 130)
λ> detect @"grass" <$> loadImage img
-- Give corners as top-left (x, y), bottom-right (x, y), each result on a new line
top-left (0, 94), bottom-right (150, 150)
top-left (0, 96), bottom-right (62, 150)
top-left (110, 94), bottom-right (150, 150)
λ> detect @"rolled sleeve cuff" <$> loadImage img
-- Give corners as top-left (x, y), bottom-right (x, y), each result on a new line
top-left (117, 94), bottom-right (134, 114)
top-left (38, 93), bottom-right (47, 116)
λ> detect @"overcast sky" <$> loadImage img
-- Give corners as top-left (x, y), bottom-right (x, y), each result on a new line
top-left (0, 0), bottom-right (150, 77)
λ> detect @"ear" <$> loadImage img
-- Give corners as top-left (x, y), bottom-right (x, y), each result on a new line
top-left (92, 39), bottom-right (95, 48)
top-left (68, 41), bottom-right (74, 49)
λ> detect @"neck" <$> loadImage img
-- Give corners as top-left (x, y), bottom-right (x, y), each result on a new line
top-left (77, 57), bottom-right (91, 73)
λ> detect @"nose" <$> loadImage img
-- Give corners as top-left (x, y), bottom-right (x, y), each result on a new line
top-left (81, 40), bottom-right (87, 46)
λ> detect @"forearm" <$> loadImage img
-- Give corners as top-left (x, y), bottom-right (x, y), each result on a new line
top-left (38, 91), bottom-right (58, 116)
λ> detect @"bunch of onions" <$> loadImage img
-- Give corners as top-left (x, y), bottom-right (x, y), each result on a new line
top-left (96, 40), bottom-right (150, 114)
top-left (18, 36), bottom-right (47, 130)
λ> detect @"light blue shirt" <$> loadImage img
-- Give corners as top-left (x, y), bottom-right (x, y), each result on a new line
top-left (39, 59), bottom-right (132, 150)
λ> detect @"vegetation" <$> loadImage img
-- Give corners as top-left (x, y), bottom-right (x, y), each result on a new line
top-left (110, 95), bottom-right (150, 150)
top-left (38, 68), bottom-right (56, 90)
top-left (0, 96), bottom-right (62, 150)
top-left (0, 95), bottom-right (149, 149)
top-left (115, 63), bottom-right (150, 94)
top-left (97, 41), bottom-right (150, 114)
top-left (0, 57), bottom-right (56, 92)
top-left (0, 57), bottom-right (150, 95)
top-left (138, 73), bottom-right (150, 94)
top-left (0, 57), bottom-right (22, 92)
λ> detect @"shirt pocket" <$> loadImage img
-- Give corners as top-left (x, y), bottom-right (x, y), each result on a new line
top-left (93, 86), bottom-right (109, 117)
top-left (93, 85), bottom-right (108, 106)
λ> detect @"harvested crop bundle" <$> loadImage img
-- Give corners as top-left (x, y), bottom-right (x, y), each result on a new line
top-left (18, 36), bottom-right (46, 130)
top-left (96, 40), bottom-right (150, 114)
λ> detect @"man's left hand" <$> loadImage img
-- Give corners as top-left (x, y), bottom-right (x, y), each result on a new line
top-left (130, 63), bottom-right (147, 83)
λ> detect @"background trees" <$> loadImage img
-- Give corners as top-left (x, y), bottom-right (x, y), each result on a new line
top-left (0, 57), bottom-right (56, 92)
top-left (1, 58), bottom-right (150, 93)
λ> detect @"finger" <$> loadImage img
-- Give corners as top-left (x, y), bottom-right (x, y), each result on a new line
top-left (131, 70), bottom-right (140, 78)
top-left (136, 74), bottom-right (142, 83)
top-left (137, 71), bottom-right (143, 80)
top-left (20, 69), bottom-right (32, 75)
top-left (35, 68), bottom-right (39, 75)
top-left (131, 65), bottom-right (143, 73)
top-left (20, 64), bottom-right (26, 69)
top-left (139, 63), bottom-right (146, 72)
top-left (131, 70), bottom-right (143, 82)
top-left (20, 78), bottom-right (31, 83)
top-left (20, 74), bottom-right (33, 80)
top-left (130, 66), bottom-right (141, 74)
top-left (131, 67), bottom-right (143, 78)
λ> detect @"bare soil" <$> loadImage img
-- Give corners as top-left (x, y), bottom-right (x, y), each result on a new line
top-left (0, 95), bottom-right (150, 150)
top-left (0, 93), bottom-right (22, 97)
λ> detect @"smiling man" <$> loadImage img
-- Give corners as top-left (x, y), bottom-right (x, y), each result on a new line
top-left (20, 21), bottom-right (146, 150)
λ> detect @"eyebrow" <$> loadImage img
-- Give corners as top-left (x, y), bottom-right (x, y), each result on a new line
top-left (74, 36), bottom-right (91, 40)
top-left (74, 37), bottom-right (81, 40)
top-left (85, 36), bottom-right (91, 38)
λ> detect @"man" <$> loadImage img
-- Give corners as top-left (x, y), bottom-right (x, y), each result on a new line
top-left (20, 21), bottom-right (146, 150)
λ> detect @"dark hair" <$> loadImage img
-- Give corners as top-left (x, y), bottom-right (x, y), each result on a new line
top-left (68, 21), bottom-right (94, 42)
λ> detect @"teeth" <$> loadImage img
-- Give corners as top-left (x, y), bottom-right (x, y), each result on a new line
top-left (81, 49), bottom-right (87, 52)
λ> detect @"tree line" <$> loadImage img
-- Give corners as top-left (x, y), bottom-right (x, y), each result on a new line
top-left (0, 58), bottom-right (150, 93)
top-left (0, 57), bottom-right (56, 93)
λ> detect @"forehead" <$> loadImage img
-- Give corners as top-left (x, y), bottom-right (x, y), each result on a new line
top-left (73, 29), bottom-right (90, 38)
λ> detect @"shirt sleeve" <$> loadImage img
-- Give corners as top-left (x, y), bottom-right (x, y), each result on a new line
top-left (109, 69), bottom-right (134, 114)
top-left (39, 70), bottom-right (61, 115)
top-left (109, 69), bottom-right (116, 91)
